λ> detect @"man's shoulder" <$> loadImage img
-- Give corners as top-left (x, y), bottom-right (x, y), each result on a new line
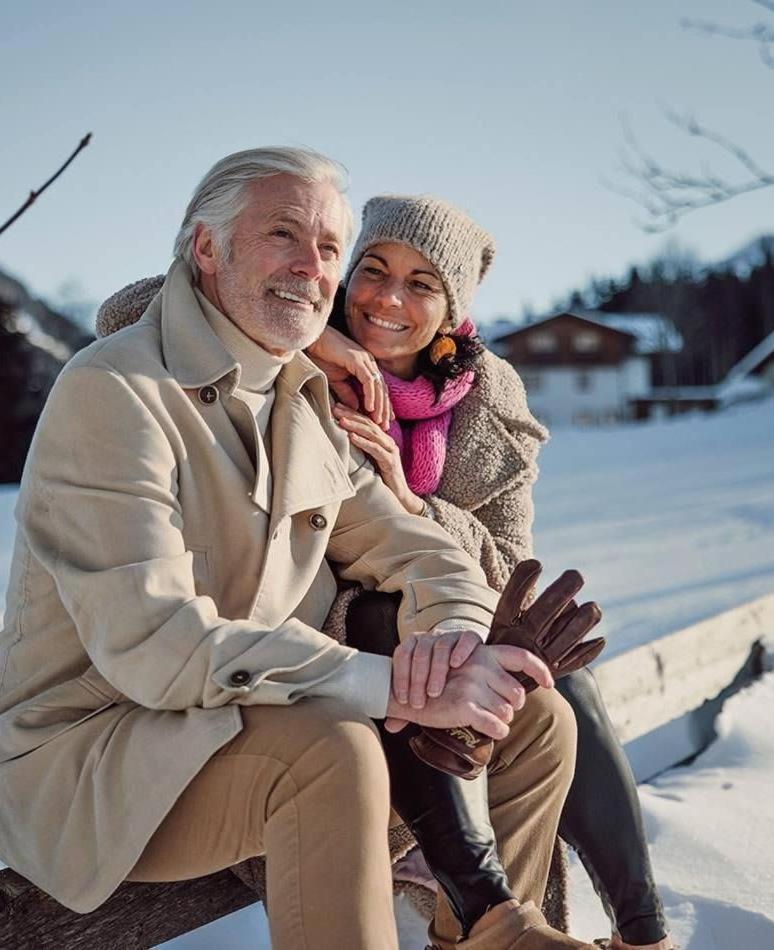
top-left (65, 312), bottom-right (168, 384)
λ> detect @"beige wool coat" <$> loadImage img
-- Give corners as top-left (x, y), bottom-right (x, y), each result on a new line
top-left (0, 261), bottom-right (500, 913)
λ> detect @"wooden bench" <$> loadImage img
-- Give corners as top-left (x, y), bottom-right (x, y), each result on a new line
top-left (0, 865), bottom-right (261, 950)
top-left (2, 594), bottom-right (770, 949)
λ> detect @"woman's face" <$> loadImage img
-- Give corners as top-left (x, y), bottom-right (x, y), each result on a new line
top-left (344, 242), bottom-right (450, 379)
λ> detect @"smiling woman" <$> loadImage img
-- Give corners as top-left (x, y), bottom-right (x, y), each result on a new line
top-left (305, 193), bottom-right (675, 950)
top-left (345, 243), bottom-right (450, 378)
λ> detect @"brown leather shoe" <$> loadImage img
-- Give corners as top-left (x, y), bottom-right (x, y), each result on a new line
top-left (447, 899), bottom-right (596, 949)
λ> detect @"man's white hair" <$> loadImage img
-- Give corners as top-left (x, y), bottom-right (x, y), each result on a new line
top-left (173, 147), bottom-right (354, 276)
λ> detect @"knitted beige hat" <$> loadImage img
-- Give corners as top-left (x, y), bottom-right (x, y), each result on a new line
top-left (345, 195), bottom-right (495, 329)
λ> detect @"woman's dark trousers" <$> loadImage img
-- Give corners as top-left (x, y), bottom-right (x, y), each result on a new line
top-left (346, 590), bottom-right (513, 937)
top-left (557, 670), bottom-right (668, 944)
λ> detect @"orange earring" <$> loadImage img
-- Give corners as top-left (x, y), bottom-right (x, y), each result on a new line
top-left (429, 333), bottom-right (457, 365)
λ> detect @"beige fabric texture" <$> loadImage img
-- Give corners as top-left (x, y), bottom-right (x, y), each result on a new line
top-left (0, 261), bottom-right (500, 913)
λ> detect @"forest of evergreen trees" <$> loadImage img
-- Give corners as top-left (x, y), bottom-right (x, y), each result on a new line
top-left (561, 238), bottom-right (774, 389)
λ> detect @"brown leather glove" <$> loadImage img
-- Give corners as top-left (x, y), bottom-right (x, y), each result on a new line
top-left (409, 559), bottom-right (605, 779)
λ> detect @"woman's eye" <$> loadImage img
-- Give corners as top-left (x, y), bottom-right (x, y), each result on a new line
top-left (363, 266), bottom-right (385, 277)
top-left (412, 280), bottom-right (434, 293)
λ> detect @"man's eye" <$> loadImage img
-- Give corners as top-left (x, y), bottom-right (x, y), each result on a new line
top-left (320, 244), bottom-right (340, 259)
top-left (271, 228), bottom-right (293, 239)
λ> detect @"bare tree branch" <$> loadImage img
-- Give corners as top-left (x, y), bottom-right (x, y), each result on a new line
top-left (681, 10), bottom-right (774, 68)
top-left (611, 0), bottom-right (774, 230)
top-left (611, 115), bottom-right (774, 233)
top-left (0, 133), bottom-right (92, 238)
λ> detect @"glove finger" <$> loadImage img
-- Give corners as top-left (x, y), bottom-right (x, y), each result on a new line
top-left (523, 570), bottom-right (584, 640)
top-left (497, 559), bottom-right (542, 625)
top-left (553, 636), bottom-right (606, 676)
top-left (550, 600), bottom-right (602, 663)
top-left (541, 600), bottom-right (598, 660)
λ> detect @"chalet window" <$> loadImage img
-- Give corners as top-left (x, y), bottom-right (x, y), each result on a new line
top-left (575, 371), bottom-right (593, 392)
top-left (573, 331), bottom-right (601, 353)
top-left (527, 332), bottom-right (557, 353)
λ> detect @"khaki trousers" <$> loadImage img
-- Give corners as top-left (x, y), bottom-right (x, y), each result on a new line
top-left (429, 686), bottom-right (577, 946)
top-left (130, 689), bottom-right (575, 949)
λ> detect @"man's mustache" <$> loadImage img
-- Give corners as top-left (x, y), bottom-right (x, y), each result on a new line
top-left (269, 280), bottom-right (327, 311)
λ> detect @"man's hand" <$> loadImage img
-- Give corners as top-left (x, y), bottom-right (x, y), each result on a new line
top-left (384, 642), bottom-right (554, 740)
top-left (390, 629), bottom-right (484, 709)
top-left (407, 559), bottom-right (604, 778)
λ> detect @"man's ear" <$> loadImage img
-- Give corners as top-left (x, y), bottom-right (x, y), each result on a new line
top-left (192, 224), bottom-right (218, 276)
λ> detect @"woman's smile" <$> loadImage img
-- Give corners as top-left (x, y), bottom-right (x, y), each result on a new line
top-left (364, 313), bottom-right (409, 332)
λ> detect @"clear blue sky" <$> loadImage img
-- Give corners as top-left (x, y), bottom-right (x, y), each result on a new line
top-left (2, 0), bottom-right (773, 324)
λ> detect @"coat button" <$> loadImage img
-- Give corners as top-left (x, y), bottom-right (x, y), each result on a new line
top-left (198, 385), bottom-right (219, 405)
top-left (309, 512), bottom-right (327, 531)
top-left (229, 670), bottom-right (251, 687)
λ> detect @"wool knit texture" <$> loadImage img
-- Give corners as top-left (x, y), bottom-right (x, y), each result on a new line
top-left (345, 195), bottom-right (495, 329)
top-left (384, 319), bottom-right (476, 495)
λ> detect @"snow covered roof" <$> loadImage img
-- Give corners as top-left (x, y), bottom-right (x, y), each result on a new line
top-left (490, 310), bottom-right (683, 355)
top-left (580, 311), bottom-right (684, 355)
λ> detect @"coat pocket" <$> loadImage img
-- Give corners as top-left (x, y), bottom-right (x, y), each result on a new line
top-left (0, 673), bottom-right (118, 763)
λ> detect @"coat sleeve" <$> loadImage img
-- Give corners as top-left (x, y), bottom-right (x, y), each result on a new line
top-left (423, 442), bottom-right (538, 593)
top-left (326, 452), bottom-right (500, 639)
top-left (423, 370), bottom-right (546, 593)
top-left (21, 362), bottom-right (360, 712)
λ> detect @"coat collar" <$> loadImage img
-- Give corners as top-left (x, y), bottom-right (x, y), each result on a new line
top-left (158, 260), bottom-right (353, 520)
top-left (159, 259), bottom-right (325, 398)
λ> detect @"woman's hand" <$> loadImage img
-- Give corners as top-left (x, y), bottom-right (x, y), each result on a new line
top-left (385, 628), bottom-right (485, 733)
top-left (332, 404), bottom-right (424, 514)
top-left (307, 326), bottom-right (392, 429)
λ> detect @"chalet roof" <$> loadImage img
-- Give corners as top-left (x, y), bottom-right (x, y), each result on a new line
top-left (492, 310), bottom-right (683, 355)
top-left (581, 312), bottom-right (684, 355)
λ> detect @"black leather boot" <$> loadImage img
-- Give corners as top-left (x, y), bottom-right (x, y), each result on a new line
top-left (346, 590), bottom-right (514, 936)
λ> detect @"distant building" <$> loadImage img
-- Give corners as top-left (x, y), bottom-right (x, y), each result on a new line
top-left (631, 328), bottom-right (774, 419)
top-left (492, 310), bottom-right (682, 427)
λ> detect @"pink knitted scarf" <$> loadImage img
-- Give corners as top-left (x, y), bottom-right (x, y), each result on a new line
top-left (384, 319), bottom-right (476, 495)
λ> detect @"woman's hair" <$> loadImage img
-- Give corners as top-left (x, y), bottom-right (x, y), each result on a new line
top-left (173, 147), bottom-right (354, 278)
top-left (330, 287), bottom-right (485, 400)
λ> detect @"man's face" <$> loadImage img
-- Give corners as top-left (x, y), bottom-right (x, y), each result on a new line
top-left (204, 174), bottom-right (348, 354)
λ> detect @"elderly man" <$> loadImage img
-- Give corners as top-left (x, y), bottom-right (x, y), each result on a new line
top-left (0, 148), bottom-right (590, 949)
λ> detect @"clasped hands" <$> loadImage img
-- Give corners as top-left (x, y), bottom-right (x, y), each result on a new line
top-left (384, 559), bottom-right (605, 778)
top-left (384, 630), bottom-right (548, 741)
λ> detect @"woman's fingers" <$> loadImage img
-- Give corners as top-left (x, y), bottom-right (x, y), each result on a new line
top-left (329, 381), bottom-right (360, 411)
top-left (490, 644), bottom-right (554, 689)
top-left (349, 433), bottom-right (391, 467)
top-left (487, 667), bottom-right (527, 711)
top-left (467, 705), bottom-right (510, 740)
top-left (383, 716), bottom-right (410, 733)
top-left (373, 374), bottom-right (389, 430)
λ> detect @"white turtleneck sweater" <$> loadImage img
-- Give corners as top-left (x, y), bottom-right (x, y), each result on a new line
top-left (196, 289), bottom-right (394, 717)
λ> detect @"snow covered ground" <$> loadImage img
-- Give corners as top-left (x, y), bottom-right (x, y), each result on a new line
top-left (1, 395), bottom-right (772, 947)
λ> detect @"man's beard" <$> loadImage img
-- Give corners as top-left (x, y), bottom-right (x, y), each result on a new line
top-left (218, 272), bottom-right (332, 352)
